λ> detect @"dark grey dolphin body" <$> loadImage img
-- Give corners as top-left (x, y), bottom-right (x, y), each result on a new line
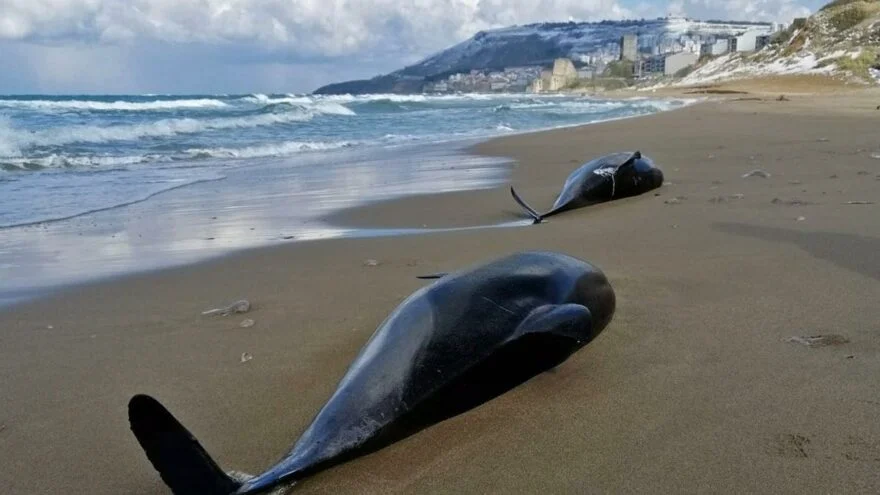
top-left (128, 250), bottom-right (616, 494)
top-left (511, 151), bottom-right (664, 224)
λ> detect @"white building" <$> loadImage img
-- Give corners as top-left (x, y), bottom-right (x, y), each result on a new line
top-left (700, 38), bottom-right (730, 57)
top-left (663, 51), bottom-right (699, 75)
top-left (730, 30), bottom-right (764, 52)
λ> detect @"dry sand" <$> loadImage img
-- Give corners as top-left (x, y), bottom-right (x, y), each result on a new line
top-left (2, 86), bottom-right (880, 494)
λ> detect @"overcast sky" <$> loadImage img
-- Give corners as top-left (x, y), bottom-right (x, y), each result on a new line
top-left (0, 0), bottom-right (823, 94)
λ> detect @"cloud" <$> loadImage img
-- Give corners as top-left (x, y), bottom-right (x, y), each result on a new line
top-left (667, 0), bottom-right (813, 23)
top-left (0, 0), bottom-right (814, 53)
top-left (0, 0), bottom-right (820, 92)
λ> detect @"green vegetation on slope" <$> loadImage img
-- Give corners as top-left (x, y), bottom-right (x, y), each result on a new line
top-left (835, 49), bottom-right (879, 78)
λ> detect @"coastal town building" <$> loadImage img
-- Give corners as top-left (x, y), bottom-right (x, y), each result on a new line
top-left (639, 51), bottom-right (699, 76)
top-left (549, 58), bottom-right (578, 90)
top-left (700, 38), bottom-right (730, 57)
top-left (529, 58), bottom-right (580, 93)
top-left (619, 34), bottom-right (639, 61)
top-left (755, 34), bottom-right (773, 51)
top-left (730, 30), bottom-right (764, 52)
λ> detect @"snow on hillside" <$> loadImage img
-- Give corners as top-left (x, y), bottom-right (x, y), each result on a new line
top-left (398, 18), bottom-right (774, 77)
top-left (670, 51), bottom-right (840, 86)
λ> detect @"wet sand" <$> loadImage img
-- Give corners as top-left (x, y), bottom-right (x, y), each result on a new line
top-left (2, 86), bottom-right (880, 494)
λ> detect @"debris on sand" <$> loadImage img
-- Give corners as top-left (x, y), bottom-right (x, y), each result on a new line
top-left (796, 216), bottom-right (807, 222)
top-left (785, 334), bottom-right (849, 348)
top-left (771, 197), bottom-right (813, 206)
top-left (742, 169), bottom-right (770, 179)
top-left (777, 95), bottom-right (790, 102)
top-left (709, 194), bottom-right (744, 204)
top-left (240, 352), bottom-right (253, 363)
top-left (364, 259), bottom-right (381, 267)
top-left (664, 196), bottom-right (685, 205)
top-left (202, 299), bottom-right (251, 317)
top-left (845, 201), bottom-right (874, 205)
top-left (239, 319), bottom-right (255, 328)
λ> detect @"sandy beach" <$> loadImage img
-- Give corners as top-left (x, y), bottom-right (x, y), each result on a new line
top-left (2, 83), bottom-right (880, 494)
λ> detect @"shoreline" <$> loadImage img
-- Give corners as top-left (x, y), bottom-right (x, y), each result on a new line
top-left (2, 86), bottom-right (880, 494)
top-left (0, 94), bottom-right (698, 310)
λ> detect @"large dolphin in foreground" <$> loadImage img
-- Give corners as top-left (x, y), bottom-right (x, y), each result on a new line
top-left (510, 151), bottom-right (664, 224)
top-left (128, 250), bottom-right (616, 494)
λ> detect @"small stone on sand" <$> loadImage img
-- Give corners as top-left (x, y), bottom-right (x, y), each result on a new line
top-left (240, 352), bottom-right (253, 363)
top-left (240, 319), bottom-right (255, 328)
top-left (742, 169), bottom-right (770, 178)
top-left (364, 259), bottom-right (380, 267)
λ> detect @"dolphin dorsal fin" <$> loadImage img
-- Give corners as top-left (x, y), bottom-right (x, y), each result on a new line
top-left (616, 151), bottom-right (641, 172)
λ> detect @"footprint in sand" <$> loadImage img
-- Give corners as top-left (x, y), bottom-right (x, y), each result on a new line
top-left (843, 436), bottom-right (880, 463)
top-left (768, 433), bottom-right (811, 458)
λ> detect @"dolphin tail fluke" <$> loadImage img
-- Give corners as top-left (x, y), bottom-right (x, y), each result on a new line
top-left (509, 186), bottom-right (543, 224)
top-left (128, 394), bottom-right (242, 495)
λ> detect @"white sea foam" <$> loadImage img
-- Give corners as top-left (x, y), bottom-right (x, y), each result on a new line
top-left (0, 98), bottom-right (229, 112)
top-left (185, 140), bottom-right (357, 159)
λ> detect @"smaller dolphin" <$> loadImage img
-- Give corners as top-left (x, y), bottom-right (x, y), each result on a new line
top-left (510, 151), bottom-right (664, 224)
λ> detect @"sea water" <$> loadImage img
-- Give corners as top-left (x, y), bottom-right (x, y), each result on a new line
top-left (0, 93), bottom-right (695, 303)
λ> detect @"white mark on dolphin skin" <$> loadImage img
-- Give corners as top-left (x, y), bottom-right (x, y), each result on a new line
top-left (593, 167), bottom-right (617, 197)
top-left (481, 296), bottom-right (516, 315)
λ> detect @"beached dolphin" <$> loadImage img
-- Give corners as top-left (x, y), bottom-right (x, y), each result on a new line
top-left (510, 151), bottom-right (664, 224)
top-left (128, 250), bottom-right (616, 495)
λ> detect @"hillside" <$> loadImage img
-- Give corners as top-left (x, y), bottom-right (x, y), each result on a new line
top-left (663, 0), bottom-right (880, 87)
top-left (313, 18), bottom-right (773, 94)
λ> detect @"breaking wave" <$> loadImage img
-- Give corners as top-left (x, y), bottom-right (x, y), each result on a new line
top-left (0, 153), bottom-right (168, 171)
top-left (0, 98), bottom-right (229, 112)
top-left (0, 108), bottom-right (325, 156)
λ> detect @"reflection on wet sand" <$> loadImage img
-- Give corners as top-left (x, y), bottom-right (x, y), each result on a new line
top-left (0, 142), bottom-right (525, 306)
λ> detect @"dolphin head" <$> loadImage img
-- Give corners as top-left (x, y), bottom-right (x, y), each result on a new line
top-left (646, 167), bottom-right (664, 190)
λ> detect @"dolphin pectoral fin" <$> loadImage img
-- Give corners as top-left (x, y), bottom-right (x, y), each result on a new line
top-left (416, 272), bottom-right (448, 280)
top-left (129, 394), bottom-right (242, 495)
top-left (513, 303), bottom-right (593, 343)
top-left (509, 186), bottom-right (544, 224)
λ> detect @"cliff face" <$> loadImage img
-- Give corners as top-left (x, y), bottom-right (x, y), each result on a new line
top-left (312, 18), bottom-right (775, 94)
top-left (666, 0), bottom-right (880, 86)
